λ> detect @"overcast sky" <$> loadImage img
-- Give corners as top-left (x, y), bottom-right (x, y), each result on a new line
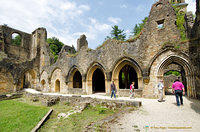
top-left (0, 0), bottom-right (196, 49)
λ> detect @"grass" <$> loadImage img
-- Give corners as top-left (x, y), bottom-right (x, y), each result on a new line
top-left (0, 96), bottom-right (119, 132)
top-left (0, 99), bottom-right (49, 132)
top-left (38, 104), bottom-right (114, 132)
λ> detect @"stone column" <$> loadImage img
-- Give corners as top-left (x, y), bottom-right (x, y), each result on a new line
top-left (82, 74), bottom-right (87, 94)
top-left (106, 72), bottom-right (112, 94)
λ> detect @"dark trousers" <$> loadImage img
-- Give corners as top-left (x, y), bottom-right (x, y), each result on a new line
top-left (175, 90), bottom-right (183, 106)
top-left (111, 90), bottom-right (116, 98)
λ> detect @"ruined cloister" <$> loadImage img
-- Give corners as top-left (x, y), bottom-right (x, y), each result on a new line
top-left (0, 0), bottom-right (200, 99)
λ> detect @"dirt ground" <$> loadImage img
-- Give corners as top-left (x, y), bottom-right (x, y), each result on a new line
top-left (108, 95), bottom-right (200, 132)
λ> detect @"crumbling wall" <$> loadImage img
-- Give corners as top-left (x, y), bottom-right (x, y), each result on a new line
top-left (1, 26), bottom-right (31, 60)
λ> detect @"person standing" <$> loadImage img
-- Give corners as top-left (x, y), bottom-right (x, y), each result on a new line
top-left (157, 80), bottom-right (164, 102)
top-left (172, 79), bottom-right (185, 106)
top-left (130, 81), bottom-right (135, 99)
top-left (111, 80), bottom-right (117, 98)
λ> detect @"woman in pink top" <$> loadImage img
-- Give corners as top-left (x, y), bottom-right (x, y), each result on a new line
top-left (130, 81), bottom-right (135, 99)
top-left (172, 79), bottom-right (185, 106)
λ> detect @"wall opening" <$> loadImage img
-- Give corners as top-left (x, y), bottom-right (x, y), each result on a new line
top-left (156, 55), bottom-right (196, 97)
top-left (73, 71), bottom-right (82, 88)
top-left (55, 79), bottom-right (60, 92)
top-left (41, 79), bottom-right (45, 89)
top-left (163, 63), bottom-right (187, 95)
top-left (157, 19), bottom-right (164, 29)
top-left (12, 33), bottom-right (21, 46)
top-left (119, 65), bottom-right (138, 89)
top-left (22, 70), bottom-right (36, 89)
top-left (92, 68), bottom-right (105, 93)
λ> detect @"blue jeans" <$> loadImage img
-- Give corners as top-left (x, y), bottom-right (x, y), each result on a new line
top-left (175, 90), bottom-right (183, 106)
top-left (111, 90), bottom-right (116, 98)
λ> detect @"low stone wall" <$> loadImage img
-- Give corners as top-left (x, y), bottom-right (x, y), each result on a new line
top-left (118, 89), bottom-right (143, 97)
top-left (0, 93), bottom-right (23, 101)
top-left (67, 88), bottom-right (84, 95)
top-left (25, 93), bottom-right (142, 109)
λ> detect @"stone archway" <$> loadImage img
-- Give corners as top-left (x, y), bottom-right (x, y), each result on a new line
top-left (55, 79), bottom-right (60, 92)
top-left (41, 79), bottom-right (46, 90)
top-left (156, 55), bottom-right (196, 97)
top-left (118, 64), bottom-right (138, 89)
top-left (20, 69), bottom-right (37, 89)
top-left (86, 63), bottom-right (107, 94)
top-left (73, 70), bottom-right (82, 88)
top-left (40, 71), bottom-right (48, 92)
top-left (50, 68), bottom-right (66, 93)
top-left (92, 68), bottom-right (105, 93)
top-left (112, 58), bottom-right (143, 90)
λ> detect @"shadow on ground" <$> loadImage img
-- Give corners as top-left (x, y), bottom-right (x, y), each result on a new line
top-left (187, 97), bottom-right (200, 115)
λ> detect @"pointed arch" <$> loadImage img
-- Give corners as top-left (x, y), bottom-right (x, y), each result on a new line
top-left (147, 49), bottom-right (196, 98)
top-left (156, 55), bottom-right (196, 97)
top-left (111, 57), bottom-right (143, 90)
top-left (67, 65), bottom-right (83, 88)
top-left (40, 70), bottom-right (48, 92)
top-left (18, 68), bottom-right (38, 89)
top-left (51, 68), bottom-right (65, 93)
top-left (86, 62), bottom-right (107, 94)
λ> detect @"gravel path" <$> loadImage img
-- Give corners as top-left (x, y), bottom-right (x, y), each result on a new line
top-left (110, 96), bottom-right (200, 132)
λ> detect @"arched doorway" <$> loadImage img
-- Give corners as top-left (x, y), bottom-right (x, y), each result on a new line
top-left (112, 58), bottom-right (142, 90)
top-left (73, 71), bottom-right (82, 88)
top-left (22, 69), bottom-right (37, 89)
top-left (41, 80), bottom-right (45, 90)
top-left (156, 55), bottom-right (195, 98)
top-left (119, 65), bottom-right (138, 89)
top-left (163, 64), bottom-right (187, 95)
top-left (92, 68), bottom-right (105, 93)
top-left (55, 79), bottom-right (60, 92)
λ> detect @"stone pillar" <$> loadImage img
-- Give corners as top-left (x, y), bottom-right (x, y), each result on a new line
top-left (82, 74), bottom-right (87, 94)
top-left (105, 72), bottom-right (112, 94)
top-left (86, 80), bottom-right (93, 94)
top-left (77, 35), bottom-right (88, 51)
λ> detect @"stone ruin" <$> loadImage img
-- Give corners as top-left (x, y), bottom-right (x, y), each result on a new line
top-left (0, 0), bottom-right (200, 99)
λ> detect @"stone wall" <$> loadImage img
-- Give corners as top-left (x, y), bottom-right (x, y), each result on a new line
top-left (38, 0), bottom-right (196, 98)
top-left (0, 26), bottom-right (31, 60)
top-left (0, 0), bottom-right (199, 99)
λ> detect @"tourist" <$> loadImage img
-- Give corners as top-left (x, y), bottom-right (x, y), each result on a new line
top-left (157, 80), bottom-right (164, 102)
top-left (172, 79), bottom-right (185, 106)
top-left (111, 80), bottom-right (117, 98)
top-left (130, 81), bottom-right (135, 99)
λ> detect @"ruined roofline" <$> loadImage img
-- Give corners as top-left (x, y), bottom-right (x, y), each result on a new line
top-left (32, 27), bottom-right (47, 34)
top-left (0, 25), bottom-right (32, 35)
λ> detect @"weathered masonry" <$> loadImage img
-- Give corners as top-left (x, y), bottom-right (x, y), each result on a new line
top-left (0, 0), bottom-right (200, 99)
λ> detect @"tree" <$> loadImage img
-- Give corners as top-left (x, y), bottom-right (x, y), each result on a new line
top-left (12, 35), bottom-right (21, 46)
top-left (173, 5), bottom-right (186, 40)
top-left (47, 37), bottom-right (64, 61)
top-left (106, 25), bottom-right (126, 41)
top-left (131, 17), bottom-right (148, 37)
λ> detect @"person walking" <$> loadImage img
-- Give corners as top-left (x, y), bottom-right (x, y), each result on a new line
top-left (111, 80), bottom-right (117, 98)
top-left (172, 79), bottom-right (185, 106)
top-left (157, 80), bottom-right (164, 102)
top-left (130, 81), bottom-right (135, 99)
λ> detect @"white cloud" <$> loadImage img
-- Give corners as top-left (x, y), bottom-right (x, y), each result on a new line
top-left (120, 4), bottom-right (128, 9)
top-left (79, 5), bottom-right (90, 11)
top-left (0, 0), bottom-right (90, 48)
top-left (61, 1), bottom-right (76, 10)
top-left (108, 17), bottom-right (121, 24)
top-left (85, 18), bottom-right (111, 40)
top-left (185, 0), bottom-right (196, 14)
top-left (135, 5), bottom-right (144, 13)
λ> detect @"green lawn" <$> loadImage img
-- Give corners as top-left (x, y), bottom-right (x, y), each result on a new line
top-left (0, 99), bottom-right (49, 132)
top-left (39, 104), bottom-right (115, 132)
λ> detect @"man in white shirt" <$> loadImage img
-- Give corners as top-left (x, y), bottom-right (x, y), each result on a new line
top-left (157, 80), bottom-right (164, 102)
